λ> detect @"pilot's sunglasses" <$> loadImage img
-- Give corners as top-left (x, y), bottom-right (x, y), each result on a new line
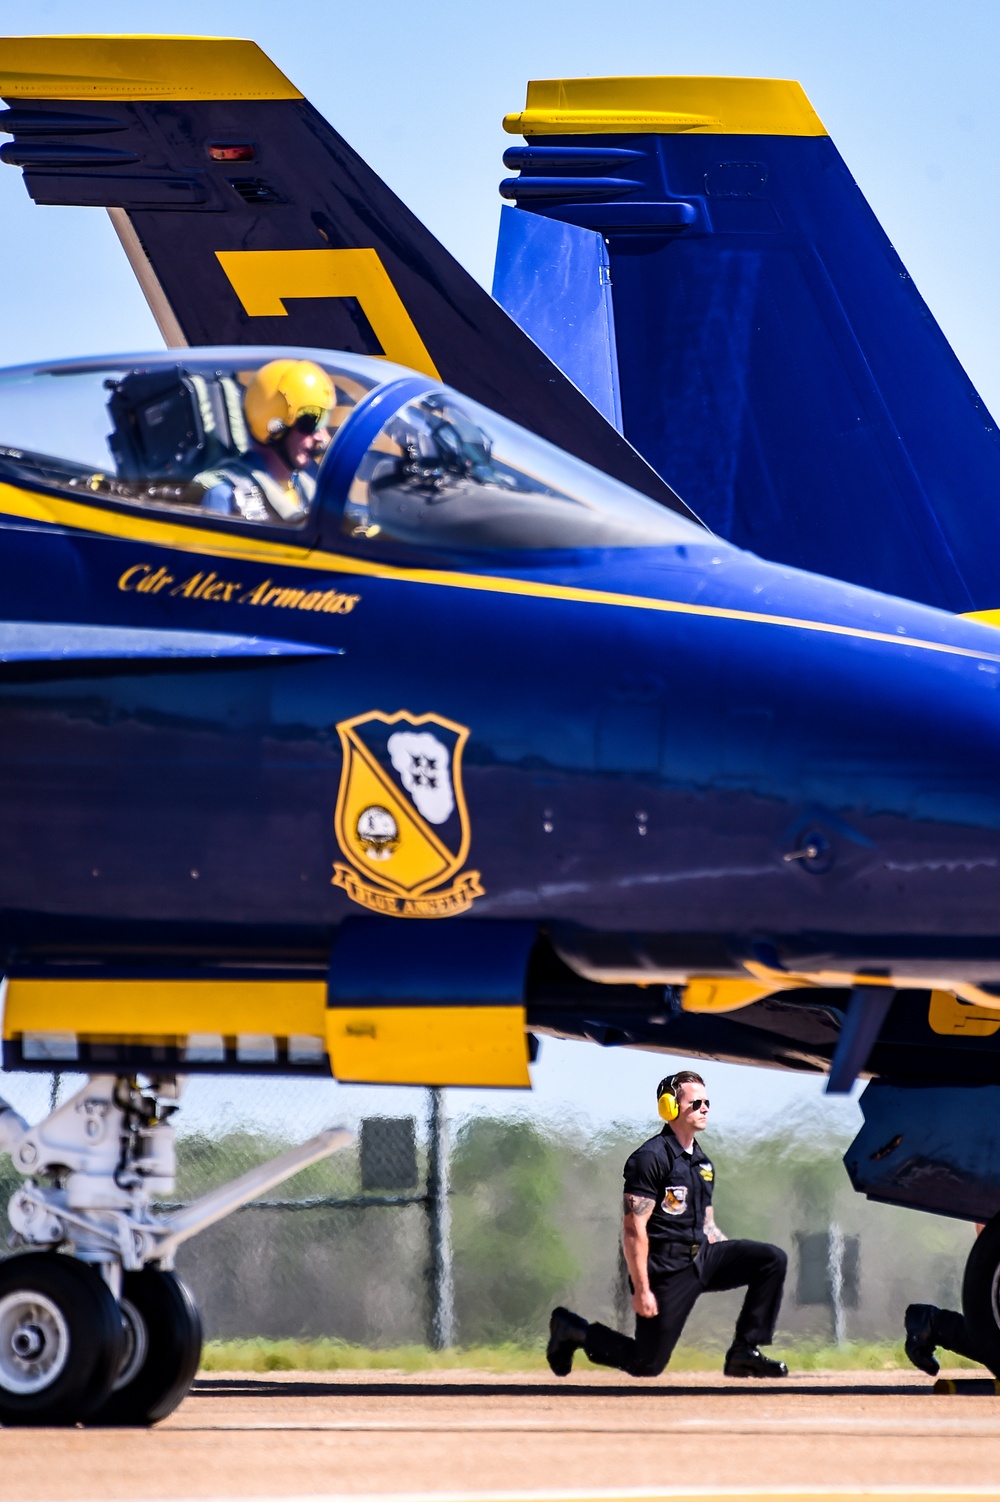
top-left (688, 1098), bottom-right (711, 1111)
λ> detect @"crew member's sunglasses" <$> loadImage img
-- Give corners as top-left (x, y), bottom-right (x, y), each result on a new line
top-left (686, 1098), bottom-right (710, 1111)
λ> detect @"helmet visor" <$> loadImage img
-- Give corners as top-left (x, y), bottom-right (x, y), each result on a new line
top-left (291, 409), bottom-right (326, 436)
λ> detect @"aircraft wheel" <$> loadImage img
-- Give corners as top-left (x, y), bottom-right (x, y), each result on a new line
top-left (962, 1213), bottom-right (1000, 1377)
top-left (0, 1252), bottom-right (124, 1425)
top-left (90, 1268), bottom-right (202, 1426)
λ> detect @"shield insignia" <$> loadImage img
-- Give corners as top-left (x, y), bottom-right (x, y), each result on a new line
top-left (332, 710), bottom-right (484, 918)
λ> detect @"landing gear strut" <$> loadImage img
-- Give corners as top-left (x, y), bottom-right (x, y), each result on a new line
top-left (0, 1074), bottom-right (350, 1425)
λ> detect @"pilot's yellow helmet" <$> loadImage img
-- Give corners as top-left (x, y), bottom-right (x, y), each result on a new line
top-left (245, 359), bottom-right (335, 444)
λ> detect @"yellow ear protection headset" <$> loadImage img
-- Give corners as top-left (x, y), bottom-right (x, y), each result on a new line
top-left (656, 1074), bottom-right (682, 1123)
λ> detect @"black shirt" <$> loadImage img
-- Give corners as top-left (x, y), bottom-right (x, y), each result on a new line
top-left (623, 1126), bottom-right (715, 1277)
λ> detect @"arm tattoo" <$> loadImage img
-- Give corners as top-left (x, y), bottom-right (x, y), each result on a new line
top-left (623, 1193), bottom-right (655, 1220)
top-left (704, 1209), bottom-right (728, 1243)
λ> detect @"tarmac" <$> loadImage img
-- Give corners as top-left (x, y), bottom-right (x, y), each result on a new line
top-left (3, 1368), bottom-right (1000, 1502)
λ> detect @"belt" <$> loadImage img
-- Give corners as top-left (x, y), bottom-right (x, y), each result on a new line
top-left (654, 1241), bottom-right (703, 1270)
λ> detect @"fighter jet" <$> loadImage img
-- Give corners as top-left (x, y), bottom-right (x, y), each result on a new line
top-left (0, 34), bottom-right (997, 1421)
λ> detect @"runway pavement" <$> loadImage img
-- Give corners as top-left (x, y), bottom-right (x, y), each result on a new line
top-left (3, 1368), bottom-right (1000, 1502)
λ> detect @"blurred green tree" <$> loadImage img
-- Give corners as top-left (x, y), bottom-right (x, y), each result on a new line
top-left (450, 1117), bottom-right (579, 1342)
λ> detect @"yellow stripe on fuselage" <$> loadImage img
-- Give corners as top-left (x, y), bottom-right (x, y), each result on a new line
top-left (3, 478), bottom-right (998, 664)
top-left (0, 480), bottom-right (328, 572)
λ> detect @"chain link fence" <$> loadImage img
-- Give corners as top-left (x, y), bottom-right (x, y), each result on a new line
top-left (0, 1072), bottom-right (454, 1347)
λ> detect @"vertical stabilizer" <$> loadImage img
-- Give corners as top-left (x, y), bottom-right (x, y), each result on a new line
top-left (0, 36), bottom-right (687, 515)
top-left (496, 76), bottom-right (1000, 613)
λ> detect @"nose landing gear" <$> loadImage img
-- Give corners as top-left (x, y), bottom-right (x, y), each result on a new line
top-left (0, 1073), bottom-right (351, 1425)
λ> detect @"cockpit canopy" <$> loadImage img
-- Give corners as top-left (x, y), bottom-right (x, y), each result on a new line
top-left (0, 347), bottom-right (705, 552)
top-left (0, 348), bottom-right (383, 524)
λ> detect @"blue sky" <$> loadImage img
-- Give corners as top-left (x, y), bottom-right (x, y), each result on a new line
top-left (1, 0), bottom-right (999, 398)
top-left (0, 0), bottom-right (993, 1137)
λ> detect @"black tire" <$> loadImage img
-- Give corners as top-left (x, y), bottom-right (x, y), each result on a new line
top-left (962, 1213), bottom-right (1000, 1377)
top-left (0, 1252), bottom-right (124, 1425)
top-left (90, 1268), bottom-right (202, 1426)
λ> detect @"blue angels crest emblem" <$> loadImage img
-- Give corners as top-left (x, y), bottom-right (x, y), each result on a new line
top-left (332, 709), bottom-right (484, 918)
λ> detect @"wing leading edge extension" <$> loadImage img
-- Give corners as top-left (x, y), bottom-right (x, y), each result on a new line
top-left (495, 76), bottom-right (1000, 615)
top-left (0, 623), bottom-right (340, 665)
top-left (0, 35), bottom-right (690, 518)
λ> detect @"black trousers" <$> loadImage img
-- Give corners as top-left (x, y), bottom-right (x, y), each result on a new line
top-left (584, 1239), bottom-right (787, 1378)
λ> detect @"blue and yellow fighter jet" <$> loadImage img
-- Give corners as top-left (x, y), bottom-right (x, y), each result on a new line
top-left (0, 34), bottom-right (998, 1420)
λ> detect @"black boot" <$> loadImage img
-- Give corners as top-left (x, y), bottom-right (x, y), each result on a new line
top-left (904, 1303), bottom-right (940, 1377)
top-left (724, 1343), bottom-right (789, 1378)
top-left (547, 1307), bottom-right (589, 1377)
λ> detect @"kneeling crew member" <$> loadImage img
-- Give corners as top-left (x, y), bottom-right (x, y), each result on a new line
top-left (547, 1071), bottom-right (789, 1379)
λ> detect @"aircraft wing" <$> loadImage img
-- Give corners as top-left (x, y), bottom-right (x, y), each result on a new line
top-left (0, 35), bottom-right (694, 520)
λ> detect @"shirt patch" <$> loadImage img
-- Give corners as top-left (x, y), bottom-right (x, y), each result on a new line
top-left (699, 1163), bottom-right (714, 1183)
top-left (662, 1185), bottom-right (688, 1216)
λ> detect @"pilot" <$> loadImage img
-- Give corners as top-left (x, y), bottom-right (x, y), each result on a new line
top-left (545, 1072), bottom-right (790, 1380)
top-left (199, 359), bottom-right (336, 524)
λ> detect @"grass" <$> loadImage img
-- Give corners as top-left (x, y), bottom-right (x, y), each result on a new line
top-left (200, 1339), bottom-right (552, 1373)
top-left (758, 1338), bottom-right (974, 1371)
top-left (198, 1336), bottom-right (981, 1374)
